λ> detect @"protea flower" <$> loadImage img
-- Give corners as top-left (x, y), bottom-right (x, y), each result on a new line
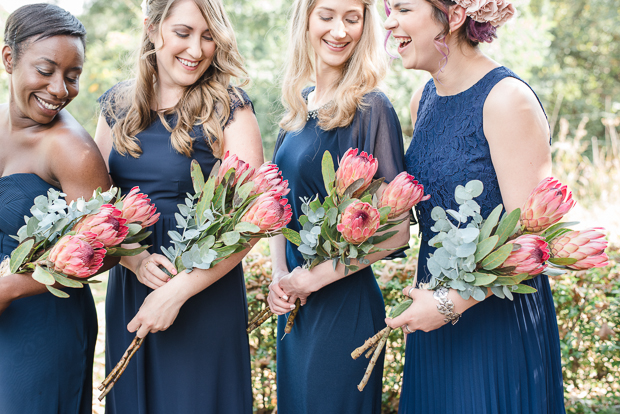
top-left (549, 228), bottom-right (609, 270)
top-left (241, 193), bottom-right (292, 232)
top-left (48, 232), bottom-right (106, 278)
top-left (521, 177), bottom-right (576, 233)
top-left (120, 187), bottom-right (160, 228)
top-left (378, 172), bottom-right (430, 219)
top-left (335, 148), bottom-right (378, 198)
top-left (336, 201), bottom-right (381, 244)
top-left (250, 163), bottom-right (290, 196)
top-left (217, 151), bottom-right (255, 188)
top-left (74, 204), bottom-right (129, 247)
top-left (497, 234), bottom-right (550, 276)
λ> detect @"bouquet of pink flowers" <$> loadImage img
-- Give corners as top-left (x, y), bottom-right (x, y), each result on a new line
top-left (1, 187), bottom-right (158, 298)
top-left (352, 177), bottom-right (609, 391)
top-left (99, 154), bottom-right (292, 400)
top-left (247, 148), bottom-right (430, 335)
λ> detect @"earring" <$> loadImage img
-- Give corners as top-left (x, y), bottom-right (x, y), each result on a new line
top-left (449, 28), bottom-right (452, 35)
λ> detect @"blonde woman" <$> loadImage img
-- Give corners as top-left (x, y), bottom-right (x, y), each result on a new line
top-left (94, 0), bottom-right (262, 412)
top-left (267, 0), bottom-right (409, 412)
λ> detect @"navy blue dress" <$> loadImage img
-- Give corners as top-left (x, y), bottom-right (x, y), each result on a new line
top-left (99, 84), bottom-right (253, 414)
top-left (401, 67), bottom-right (566, 413)
top-left (0, 174), bottom-right (97, 413)
top-left (273, 88), bottom-right (405, 414)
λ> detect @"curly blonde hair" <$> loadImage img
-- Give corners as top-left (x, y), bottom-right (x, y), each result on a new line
top-left (107, 0), bottom-right (248, 158)
top-left (279, 0), bottom-right (388, 132)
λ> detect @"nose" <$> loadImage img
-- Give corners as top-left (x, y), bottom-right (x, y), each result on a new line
top-left (187, 35), bottom-right (203, 59)
top-left (47, 74), bottom-right (69, 99)
top-left (384, 13), bottom-right (397, 31)
top-left (330, 20), bottom-right (346, 39)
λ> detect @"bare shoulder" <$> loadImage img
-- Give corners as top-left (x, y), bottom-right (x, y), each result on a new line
top-left (484, 77), bottom-right (545, 121)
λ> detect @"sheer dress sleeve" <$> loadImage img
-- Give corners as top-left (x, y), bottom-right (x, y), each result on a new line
top-left (224, 86), bottom-right (255, 128)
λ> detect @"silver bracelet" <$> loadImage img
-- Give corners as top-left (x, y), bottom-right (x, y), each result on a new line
top-left (433, 287), bottom-right (461, 325)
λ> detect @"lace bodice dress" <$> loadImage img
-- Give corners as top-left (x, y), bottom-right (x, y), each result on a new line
top-left (401, 67), bottom-right (566, 414)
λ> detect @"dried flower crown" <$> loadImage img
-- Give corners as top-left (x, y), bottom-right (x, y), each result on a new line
top-left (455, 0), bottom-right (516, 27)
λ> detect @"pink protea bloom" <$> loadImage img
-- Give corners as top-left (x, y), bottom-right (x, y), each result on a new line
top-left (498, 234), bottom-right (550, 276)
top-left (334, 148), bottom-right (378, 198)
top-left (241, 193), bottom-right (292, 233)
top-left (48, 232), bottom-right (106, 278)
top-left (250, 163), bottom-right (290, 196)
top-left (378, 172), bottom-right (430, 219)
top-left (521, 177), bottom-right (576, 233)
top-left (217, 151), bottom-right (255, 188)
top-left (74, 204), bottom-right (128, 247)
top-left (120, 187), bottom-right (160, 228)
top-left (336, 202), bottom-right (381, 244)
top-left (549, 227), bottom-right (609, 270)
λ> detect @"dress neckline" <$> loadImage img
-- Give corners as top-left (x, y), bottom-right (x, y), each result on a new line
top-left (432, 66), bottom-right (504, 99)
top-left (0, 173), bottom-right (58, 190)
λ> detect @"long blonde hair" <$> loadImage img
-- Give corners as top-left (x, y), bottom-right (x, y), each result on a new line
top-left (279, 0), bottom-right (388, 132)
top-left (107, 0), bottom-right (248, 158)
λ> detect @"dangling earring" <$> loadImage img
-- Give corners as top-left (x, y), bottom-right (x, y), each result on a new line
top-left (449, 28), bottom-right (452, 35)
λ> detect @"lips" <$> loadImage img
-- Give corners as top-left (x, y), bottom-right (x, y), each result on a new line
top-left (176, 57), bottom-right (200, 70)
top-left (323, 39), bottom-right (349, 51)
top-left (394, 36), bottom-right (412, 53)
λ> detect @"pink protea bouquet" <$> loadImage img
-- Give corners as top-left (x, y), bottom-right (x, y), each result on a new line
top-left (3, 186), bottom-right (159, 298)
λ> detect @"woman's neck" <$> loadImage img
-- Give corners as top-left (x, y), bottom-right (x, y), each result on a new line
top-left (430, 48), bottom-right (498, 97)
top-left (153, 80), bottom-right (184, 111)
top-left (311, 57), bottom-right (343, 109)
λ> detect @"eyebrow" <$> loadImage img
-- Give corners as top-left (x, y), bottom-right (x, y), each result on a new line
top-left (171, 24), bottom-right (210, 33)
top-left (37, 57), bottom-right (81, 71)
top-left (316, 6), bottom-right (362, 13)
top-left (392, 2), bottom-right (413, 7)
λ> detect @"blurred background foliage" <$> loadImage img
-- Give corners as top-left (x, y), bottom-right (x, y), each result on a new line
top-left (1, 0), bottom-right (618, 412)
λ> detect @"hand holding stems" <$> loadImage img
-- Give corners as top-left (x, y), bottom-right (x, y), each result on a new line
top-left (267, 268), bottom-right (296, 315)
top-left (120, 245), bottom-right (177, 290)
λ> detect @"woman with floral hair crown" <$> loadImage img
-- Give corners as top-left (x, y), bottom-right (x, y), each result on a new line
top-left (383, 0), bottom-right (565, 412)
top-left (268, 0), bottom-right (410, 412)
top-left (94, 0), bottom-right (262, 412)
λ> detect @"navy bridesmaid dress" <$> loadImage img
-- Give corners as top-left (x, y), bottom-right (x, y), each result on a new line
top-left (401, 67), bottom-right (566, 413)
top-left (0, 174), bottom-right (97, 413)
top-left (99, 84), bottom-right (254, 414)
top-left (273, 88), bottom-right (405, 414)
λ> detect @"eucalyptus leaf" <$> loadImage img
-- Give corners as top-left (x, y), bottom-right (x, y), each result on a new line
top-left (46, 285), bottom-right (70, 298)
top-left (32, 265), bottom-right (55, 286)
top-left (465, 180), bottom-right (484, 197)
top-left (456, 242), bottom-right (477, 258)
top-left (222, 231), bottom-right (241, 246)
top-left (471, 287), bottom-right (487, 301)
top-left (502, 285), bottom-right (514, 301)
top-left (126, 223), bottom-right (143, 238)
top-left (234, 222), bottom-right (261, 233)
top-left (431, 206), bottom-right (446, 220)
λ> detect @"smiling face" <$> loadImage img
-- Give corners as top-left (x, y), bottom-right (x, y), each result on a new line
top-left (308, 0), bottom-right (366, 71)
top-left (384, 0), bottom-right (446, 72)
top-left (4, 35), bottom-right (84, 125)
top-left (150, 0), bottom-right (216, 92)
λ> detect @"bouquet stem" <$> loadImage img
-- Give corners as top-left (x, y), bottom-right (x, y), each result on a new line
top-left (357, 327), bottom-right (391, 391)
top-left (351, 326), bottom-right (390, 359)
top-left (284, 298), bottom-right (301, 335)
top-left (98, 335), bottom-right (144, 401)
top-left (247, 305), bottom-right (273, 333)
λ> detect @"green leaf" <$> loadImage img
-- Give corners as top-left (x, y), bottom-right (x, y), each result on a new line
top-left (222, 231), bottom-right (241, 246)
top-left (299, 215), bottom-right (309, 227)
top-left (544, 228), bottom-right (572, 244)
top-left (214, 244), bottom-right (238, 259)
top-left (343, 178), bottom-right (365, 198)
top-left (190, 159), bottom-right (205, 194)
top-left (465, 180), bottom-right (484, 197)
top-left (480, 243), bottom-right (513, 270)
top-left (549, 257), bottom-right (578, 266)
top-left (326, 207), bottom-right (338, 227)
top-left (472, 272), bottom-right (497, 286)
top-left (282, 228), bottom-right (301, 246)
top-left (362, 178), bottom-right (384, 197)
top-left (390, 299), bottom-right (413, 318)
top-left (122, 231), bottom-right (152, 245)
top-left (479, 204), bottom-right (503, 241)
top-left (46, 285), bottom-right (69, 298)
top-left (541, 221), bottom-right (580, 238)
top-left (511, 284), bottom-right (538, 294)
top-left (474, 235), bottom-right (500, 263)
top-left (126, 223), bottom-right (143, 238)
top-left (370, 230), bottom-right (398, 245)
top-left (197, 235), bottom-right (216, 249)
top-left (378, 206), bottom-right (391, 223)
top-left (52, 272), bottom-right (84, 288)
top-left (494, 276), bottom-right (519, 285)
top-left (106, 245), bottom-right (150, 257)
top-left (234, 222), bottom-right (261, 233)
top-left (196, 176), bottom-right (216, 226)
top-left (10, 238), bottom-right (35, 274)
top-left (338, 199), bottom-right (356, 213)
top-left (32, 265), bottom-right (55, 285)
top-left (233, 182), bottom-right (255, 208)
top-left (321, 151), bottom-right (336, 194)
top-left (494, 208), bottom-right (521, 246)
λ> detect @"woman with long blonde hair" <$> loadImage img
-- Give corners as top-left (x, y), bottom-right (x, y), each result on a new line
top-left (267, 0), bottom-right (409, 412)
top-left (94, 0), bottom-right (262, 412)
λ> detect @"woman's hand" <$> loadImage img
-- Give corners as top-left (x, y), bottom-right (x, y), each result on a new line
top-left (134, 253), bottom-right (177, 290)
top-left (279, 267), bottom-right (314, 306)
top-left (267, 268), bottom-right (295, 315)
top-left (127, 280), bottom-right (186, 338)
top-left (385, 287), bottom-right (448, 334)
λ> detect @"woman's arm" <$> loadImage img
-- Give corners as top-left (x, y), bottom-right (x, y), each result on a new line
top-left (126, 105), bottom-right (264, 337)
top-left (386, 77), bottom-right (551, 333)
top-left (267, 234), bottom-right (295, 314)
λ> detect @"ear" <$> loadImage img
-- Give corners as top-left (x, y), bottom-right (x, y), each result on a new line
top-left (2, 45), bottom-right (14, 74)
top-left (448, 5), bottom-right (468, 33)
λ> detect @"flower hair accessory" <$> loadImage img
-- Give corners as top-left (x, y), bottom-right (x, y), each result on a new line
top-left (454, 0), bottom-right (516, 27)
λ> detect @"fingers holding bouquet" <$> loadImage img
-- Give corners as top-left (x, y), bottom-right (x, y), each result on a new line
top-left (135, 253), bottom-right (177, 290)
top-left (385, 287), bottom-right (448, 334)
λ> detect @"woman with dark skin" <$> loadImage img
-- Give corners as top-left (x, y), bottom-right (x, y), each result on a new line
top-left (0, 4), bottom-right (111, 413)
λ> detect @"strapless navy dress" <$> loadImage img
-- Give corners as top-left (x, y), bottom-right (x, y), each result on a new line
top-left (0, 174), bottom-right (97, 413)
top-left (99, 84), bottom-right (254, 414)
top-left (400, 67), bottom-right (566, 413)
top-left (273, 88), bottom-right (405, 414)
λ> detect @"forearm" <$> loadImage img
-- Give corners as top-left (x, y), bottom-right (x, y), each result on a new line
top-left (450, 287), bottom-right (493, 314)
top-left (269, 234), bottom-right (289, 276)
top-left (0, 273), bottom-right (49, 301)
